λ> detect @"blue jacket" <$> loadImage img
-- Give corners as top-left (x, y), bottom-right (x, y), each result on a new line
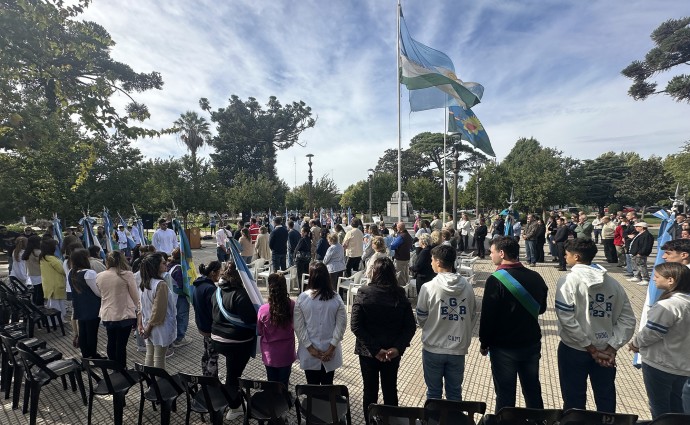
top-left (269, 225), bottom-right (289, 255)
top-left (192, 276), bottom-right (216, 334)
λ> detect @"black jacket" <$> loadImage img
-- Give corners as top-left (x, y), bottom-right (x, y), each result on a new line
top-left (479, 265), bottom-right (548, 350)
top-left (474, 225), bottom-right (487, 239)
top-left (629, 230), bottom-right (654, 257)
top-left (287, 229), bottom-right (301, 252)
top-left (294, 235), bottom-right (312, 257)
top-left (351, 284), bottom-right (416, 358)
top-left (315, 238), bottom-right (329, 260)
top-left (624, 222), bottom-right (638, 249)
top-left (269, 225), bottom-right (289, 255)
top-left (211, 280), bottom-right (257, 341)
top-left (192, 276), bottom-right (216, 334)
top-left (410, 246), bottom-right (436, 284)
top-left (554, 225), bottom-right (570, 243)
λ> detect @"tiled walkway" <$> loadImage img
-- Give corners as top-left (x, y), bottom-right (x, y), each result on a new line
top-left (0, 239), bottom-right (654, 423)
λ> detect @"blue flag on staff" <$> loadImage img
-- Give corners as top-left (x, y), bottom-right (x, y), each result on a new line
top-left (633, 209), bottom-right (675, 367)
top-left (172, 219), bottom-right (197, 303)
top-left (52, 213), bottom-right (64, 260)
top-left (117, 213), bottom-right (137, 250)
top-left (448, 106), bottom-right (495, 157)
top-left (102, 208), bottom-right (117, 252)
top-left (78, 214), bottom-right (103, 257)
top-left (399, 9), bottom-right (483, 111)
top-left (347, 207), bottom-right (352, 227)
top-left (228, 239), bottom-right (264, 311)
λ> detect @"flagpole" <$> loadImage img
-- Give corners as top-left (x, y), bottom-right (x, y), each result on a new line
top-left (396, 0), bottom-right (402, 223)
top-left (443, 107), bottom-right (447, 224)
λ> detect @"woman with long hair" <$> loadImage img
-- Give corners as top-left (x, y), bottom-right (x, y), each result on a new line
top-left (168, 248), bottom-right (191, 348)
top-left (211, 260), bottom-right (257, 421)
top-left (294, 226), bottom-right (312, 287)
top-left (257, 273), bottom-right (296, 388)
top-left (294, 262), bottom-right (347, 385)
top-left (137, 253), bottom-right (177, 369)
top-left (628, 262), bottom-right (690, 419)
top-left (68, 248), bottom-right (102, 359)
top-left (9, 236), bottom-right (28, 284)
top-left (239, 228), bottom-right (253, 264)
top-left (352, 257), bottom-right (415, 422)
top-left (97, 250), bottom-right (138, 368)
top-left (254, 226), bottom-right (271, 261)
top-left (40, 239), bottom-right (67, 319)
top-left (192, 261), bottom-right (222, 377)
top-left (23, 235), bottom-right (43, 305)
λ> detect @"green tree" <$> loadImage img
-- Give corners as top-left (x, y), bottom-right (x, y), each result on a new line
top-left (225, 171), bottom-right (289, 213)
top-left (374, 148), bottom-right (424, 184)
top-left (406, 177), bottom-right (443, 212)
top-left (0, 0), bottom-right (163, 146)
top-left (286, 176), bottom-right (341, 211)
top-left (622, 17), bottom-right (690, 104)
top-left (340, 172), bottom-right (397, 214)
top-left (173, 111), bottom-right (211, 164)
top-left (579, 152), bottom-right (630, 213)
top-left (202, 95), bottom-right (316, 184)
top-left (617, 156), bottom-right (673, 218)
top-left (664, 142), bottom-right (690, 198)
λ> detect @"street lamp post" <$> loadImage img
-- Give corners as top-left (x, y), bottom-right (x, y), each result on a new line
top-left (452, 147), bottom-right (460, 230)
top-left (475, 164), bottom-right (481, 218)
top-left (367, 168), bottom-right (374, 221)
top-left (306, 154), bottom-right (314, 214)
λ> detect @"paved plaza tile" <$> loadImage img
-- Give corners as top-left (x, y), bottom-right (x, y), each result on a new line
top-left (0, 238), bottom-right (655, 423)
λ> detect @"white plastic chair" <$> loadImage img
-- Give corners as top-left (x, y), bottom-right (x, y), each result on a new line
top-left (277, 266), bottom-right (298, 293)
top-left (337, 270), bottom-right (365, 311)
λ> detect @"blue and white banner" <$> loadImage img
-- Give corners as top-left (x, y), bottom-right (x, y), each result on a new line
top-left (228, 238), bottom-right (264, 311)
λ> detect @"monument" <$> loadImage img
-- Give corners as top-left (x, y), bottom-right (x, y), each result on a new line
top-left (386, 191), bottom-right (413, 219)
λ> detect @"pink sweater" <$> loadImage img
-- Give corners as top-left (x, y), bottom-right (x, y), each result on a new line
top-left (257, 301), bottom-right (297, 368)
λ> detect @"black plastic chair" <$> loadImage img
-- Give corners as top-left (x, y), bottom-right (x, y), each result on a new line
top-left (83, 358), bottom-right (139, 425)
top-left (178, 372), bottom-right (235, 425)
top-left (18, 297), bottom-right (65, 336)
top-left (15, 344), bottom-right (86, 425)
top-left (424, 399), bottom-right (486, 425)
top-left (645, 413), bottom-right (690, 425)
top-left (296, 384), bottom-right (352, 425)
top-left (9, 276), bottom-right (33, 296)
top-left (0, 333), bottom-right (61, 410)
top-left (239, 378), bottom-right (293, 425)
top-left (482, 407), bottom-right (563, 425)
top-left (134, 362), bottom-right (185, 425)
top-left (368, 404), bottom-right (425, 425)
top-left (559, 408), bottom-right (637, 425)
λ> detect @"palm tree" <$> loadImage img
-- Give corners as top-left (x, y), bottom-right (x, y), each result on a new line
top-left (173, 111), bottom-right (211, 163)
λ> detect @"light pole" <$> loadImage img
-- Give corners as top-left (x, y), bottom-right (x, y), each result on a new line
top-left (452, 147), bottom-right (460, 230)
top-left (367, 168), bottom-right (374, 221)
top-left (306, 154), bottom-right (314, 214)
top-left (475, 164), bottom-right (481, 218)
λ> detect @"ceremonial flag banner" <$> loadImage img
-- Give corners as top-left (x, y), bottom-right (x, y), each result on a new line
top-left (52, 214), bottom-right (64, 260)
top-left (118, 214), bottom-right (137, 250)
top-left (229, 239), bottom-right (264, 311)
top-left (172, 219), bottom-right (197, 302)
top-left (633, 209), bottom-right (675, 367)
top-left (79, 215), bottom-right (103, 255)
top-left (102, 209), bottom-right (117, 252)
top-left (448, 106), bottom-right (495, 157)
top-left (399, 10), bottom-right (483, 111)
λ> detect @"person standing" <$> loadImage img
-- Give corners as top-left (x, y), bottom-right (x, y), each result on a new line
top-left (322, 233), bottom-right (346, 291)
top-left (248, 218), bottom-right (260, 244)
top-left (23, 235), bottom-right (44, 306)
top-left (287, 220), bottom-right (301, 267)
top-left (457, 214), bottom-right (472, 252)
top-left (40, 239), bottom-right (67, 319)
top-left (410, 233), bottom-right (436, 295)
top-left (269, 217), bottom-right (289, 272)
top-left (522, 214), bottom-right (539, 267)
top-left (390, 222), bottom-right (413, 286)
top-left (628, 262), bottom-right (690, 419)
top-left (601, 216), bottom-right (618, 263)
top-left (555, 238), bottom-right (635, 413)
top-left (168, 249), bottom-right (191, 348)
top-left (238, 228), bottom-right (253, 264)
top-left (209, 216), bottom-right (217, 236)
top-left (254, 226), bottom-right (271, 263)
top-left (68, 248), bottom-right (102, 359)
top-left (257, 273), bottom-right (297, 389)
top-left (294, 262), bottom-right (347, 385)
top-left (417, 245), bottom-right (476, 401)
top-left (574, 213), bottom-right (593, 240)
top-left (152, 219), bottom-right (178, 255)
top-left (97, 251), bottom-right (139, 369)
top-left (294, 226), bottom-right (313, 287)
top-left (479, 236), bottom-right (548, 412)
top-left (342, 218), bottom-right (364, 277)
top-left (216, 225), bottom-right (231, 263)
top-left (535, 218), bottom-right (546, 263)
top-left (352, 257), bottom-right (416, 422)
top-left (553, 218), bottom-right (570, 271)
top-left (474, 218), bottom-right (488, 259)
top-left (614, 216), bottom-right (628, 268)
top-left (627, 221), bottom-right (654, 285)
top-left (592, 213), bottom-right (604, 244)
top-left (192, 261), bottom-right (222, 377)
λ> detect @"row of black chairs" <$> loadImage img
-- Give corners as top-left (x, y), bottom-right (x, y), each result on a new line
top-left (0, 277), bottom-right (66, 337)
top-left (367, 403), bottom-right (690, 425)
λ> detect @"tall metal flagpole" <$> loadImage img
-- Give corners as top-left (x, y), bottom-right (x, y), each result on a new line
top-left (443, 107), bottom-right (447, 223)
top-left (396, 0), bottom-right (402, 222)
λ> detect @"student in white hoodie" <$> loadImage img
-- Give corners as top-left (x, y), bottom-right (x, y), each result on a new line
top-left (555, 238), bottom-right (636, 413)
top-left (416, 244), bottom-right (477, 401)
top-left (629, 261), bottom-right (690, 419)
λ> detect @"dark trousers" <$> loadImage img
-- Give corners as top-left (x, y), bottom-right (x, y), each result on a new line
top-left (330, 270), bottom-right (344, 292)
top-left (536, 238), bottom-right (545, 262)
top-left (32, 284), bottom-right (44, 306)
top-left (213, 339), bottom-right (254, 408)
top-left (78, 318), bottom-right (101, 359)
top-left (642, 363), bottom-right (686, 419)
top-left (489, 343), bottom-right (544, 413)
top-left (476, 237), bottom-right (486, 258)
top-left (216, 247), bottom-right (229, 263)
top-left (556, 242), bottom-right (567, 269)
top-left (266, 365), bottom-right (292, 389)
top-left (104, 320), bottom-right (134, 369)
top-left (345, 256), bottom-right (361, 277)
top-left (558, 342), bottom-right (616, 413)
top-left (304, 364), bottom-right (335, 385)
top-left (272, 253), bottom-right (287, 271)
top-left (360, 355), bottom-right (401, 424)
top-left (602, 239), bottom-right (618, 263)
top-left (462, 235), bottom-right (469, 252)
top-left (296, 258), bottom-right (310, 287)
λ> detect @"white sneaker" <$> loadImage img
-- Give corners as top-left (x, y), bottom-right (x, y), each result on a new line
top-left (636, 280), bottom-right (649, 286)
top-left (173, 337), bottom-right (192, 347)
top-left (626, 277), bottom-right (641, 282)
top-left (165, 347), bottom-right (175, 358)
top-left (225, 407), bottom-right (243, 421)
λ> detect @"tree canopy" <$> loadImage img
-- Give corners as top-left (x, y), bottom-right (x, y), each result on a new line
top-left (622, 17), bottom-right (690, 104)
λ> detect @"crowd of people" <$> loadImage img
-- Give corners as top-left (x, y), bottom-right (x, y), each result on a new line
top-left (1, 207), bottom-right (690, 422)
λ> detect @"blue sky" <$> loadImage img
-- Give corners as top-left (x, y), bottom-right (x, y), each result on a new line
top-left (82, 0), bottom-right (690, 191)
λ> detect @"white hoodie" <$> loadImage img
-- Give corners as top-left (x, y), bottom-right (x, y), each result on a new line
top-left (633, 292), bottom-right (690, 376)
top-left (555, 263), bottom-right (635, 351)
top-left (416, 272), bottom-right (477, 355)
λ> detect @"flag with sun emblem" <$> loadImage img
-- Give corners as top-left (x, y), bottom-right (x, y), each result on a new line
top-left (448, 105), bottom-right (495, 157)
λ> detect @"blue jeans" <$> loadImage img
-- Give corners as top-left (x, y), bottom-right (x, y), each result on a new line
top-left (626, 253), bottom-right (634, 274)
top-left (175, 295), bottom-right (190, 342)
top-left (288, 251), bottom-right (294, 267)
top-left (489, 343), bottom-right (544, 412)
top-left (558, 342), bottom-right (616, 413)
top-left (642, 363), bottom-right (687, 419)
top-left (524, 240), bottom-right (536, 264)
top-left (422, 349), bottom-right (465, 401)
top-left (272, 253), bottom-right (286, 271)
top-left (217, 246), bottom-right (229, 263)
